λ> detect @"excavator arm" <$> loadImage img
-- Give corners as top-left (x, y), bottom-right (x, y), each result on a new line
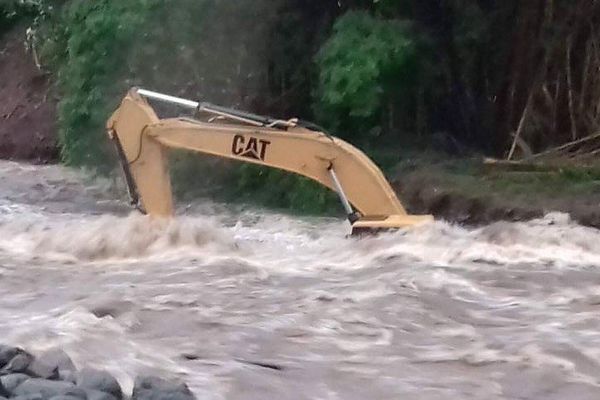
top-left (107, 88), bottom-right (432, 234)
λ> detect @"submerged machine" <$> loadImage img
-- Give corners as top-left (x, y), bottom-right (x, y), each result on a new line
top-left (107, 88), bottom-right (432, 234)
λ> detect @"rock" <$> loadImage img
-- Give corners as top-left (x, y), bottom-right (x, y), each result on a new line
top-left (0, 346), bottom-right (20, 369)
top-left (1, 373), bottom-right (30, 395)
top-left (11, 394), bottom-right (44, 400)
top-left (0, 347), bottom-right (196, 400)
top-left (49, 396), bottom-right (85, 400)
top-left (14, 378), bottom-right (86, 400)
top-left (2, 352), bottom-right (33, 374)
top-left (83, 389), bottom-right (117, 400)
top-left (35, 349), bottom-right (76, 374)
top-left (59, 370), bottom-right (77, 384)
top-left (0, 380), bottom-right (8, 397)
top-left (27, 359), bottom-right (59, 380)
top-left (88, 300), bottom-right (134, 319)
top-left (76, 368), bottom-right (121, 400)
top-left (132, 376), bottom-right (195, 400)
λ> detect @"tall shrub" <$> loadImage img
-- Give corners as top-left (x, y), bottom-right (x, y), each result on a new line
top-left (41, 0), bottom-right (156, 168)
top-left (314, 11), bottom-right (419, 140)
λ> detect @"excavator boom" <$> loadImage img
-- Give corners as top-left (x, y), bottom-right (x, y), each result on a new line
top-left (106, 88), bottom-right (432, 234)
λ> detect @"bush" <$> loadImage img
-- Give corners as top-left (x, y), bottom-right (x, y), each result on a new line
top-left (314, 11), bottom-right (419, 139)
top-left (225, 163), bottom-right (341, 215)
top-left (166, 152), bottom-right (341, 215)
top-left (40, 0), bottom-right (157, 169)
top-left (43, 0), bottom-right (289, 169)
top-left (0, 0), bottom-right (45, 35)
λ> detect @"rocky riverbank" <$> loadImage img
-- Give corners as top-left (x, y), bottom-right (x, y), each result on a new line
top-left (0, 345), bottom-right (196, 400)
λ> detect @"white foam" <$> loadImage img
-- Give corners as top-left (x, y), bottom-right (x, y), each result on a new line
top-left (1, 203), bottom-right (600, 273)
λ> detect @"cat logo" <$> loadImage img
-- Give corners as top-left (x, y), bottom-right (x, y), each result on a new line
top-left (231, 135), bottom-right (271, 161)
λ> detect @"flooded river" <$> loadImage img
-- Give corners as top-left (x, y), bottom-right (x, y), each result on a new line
top-left (1, 160), bottom-right (600, 399)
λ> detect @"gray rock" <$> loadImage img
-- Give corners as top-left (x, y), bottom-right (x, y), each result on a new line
top-left (49, 396), bottom-right (85, 400)
top-left (14, 378), bottom-right (85, 400)
top-left (1, 353), bottom-right (33, 374)
top-left (0, 396), bottom-right (6, 400)
top-left (0, 346), bottom-right (20, 369)
top-left (83, 389), bottom-right (116, 400)
top-left (11, 394), bottom-right (44, 400)
top-left (0, 375), bottom-right (8, 397)
top-left (26, 359), bottom-right (59, 380)
top-left (88, 300), bottom-right (134, 319)
top-left (132, 376), bottom-right (195, 400)
top-left (0, 373), bottom-right (30, 394)
top-left (36, 350), bottom-right (76, 374)
top-left (76, 369), bottom-right (121, 400)
top-left (59, 370), bottom-right (77, 384)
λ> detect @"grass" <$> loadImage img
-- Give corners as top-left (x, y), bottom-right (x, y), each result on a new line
top-left (394, 152), bottom-right (600, 209)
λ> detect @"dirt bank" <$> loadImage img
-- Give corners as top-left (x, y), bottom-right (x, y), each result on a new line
top-left (0, 26), bottom-right (58, 162)
top-left (394, 157), bottom-right (600, 229)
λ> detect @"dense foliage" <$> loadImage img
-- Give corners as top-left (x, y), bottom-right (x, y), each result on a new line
top-left (44, 0), bottom-right (155, 168)
top-left (315, 11), bottom-right (418, 138)
top-left (3, 0), bottom-right (599, 212)
top-left (0, 0), bottom-right (45, 35)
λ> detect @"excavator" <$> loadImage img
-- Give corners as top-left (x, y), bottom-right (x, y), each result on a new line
top-left (106, 88), bottom-right (433, 235)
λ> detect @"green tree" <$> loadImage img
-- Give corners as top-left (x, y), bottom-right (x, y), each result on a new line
top-left (314, 11), bottom-right (419, 141)
top-left (42, 0), bottom-right (157, 168)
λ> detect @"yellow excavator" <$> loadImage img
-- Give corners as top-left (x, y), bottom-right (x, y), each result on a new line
top-left (106, 88), bottom-right (432, 235)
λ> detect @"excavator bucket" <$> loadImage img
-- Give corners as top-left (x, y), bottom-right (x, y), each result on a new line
top-left (107, 88), bottom-right (433, 235)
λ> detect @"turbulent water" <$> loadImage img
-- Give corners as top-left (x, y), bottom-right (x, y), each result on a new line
top-left (2, 160), bottom-right (600, 400)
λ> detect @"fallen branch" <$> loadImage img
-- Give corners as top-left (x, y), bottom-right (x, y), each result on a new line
top-left (524, 131), bottom-right (600, 161)
top-left (507, 91), bottom-right (534, 161)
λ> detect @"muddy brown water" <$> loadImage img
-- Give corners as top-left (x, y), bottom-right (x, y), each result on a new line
top-left (2, 160), bottom-right (600, 399)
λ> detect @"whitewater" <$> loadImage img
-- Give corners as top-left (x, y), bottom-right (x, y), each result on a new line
top-left (1, 160), bottom-right (600, 400)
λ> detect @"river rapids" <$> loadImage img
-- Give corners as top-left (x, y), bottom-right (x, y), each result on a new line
top-left (1, 160), bottom-right (600, 399)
